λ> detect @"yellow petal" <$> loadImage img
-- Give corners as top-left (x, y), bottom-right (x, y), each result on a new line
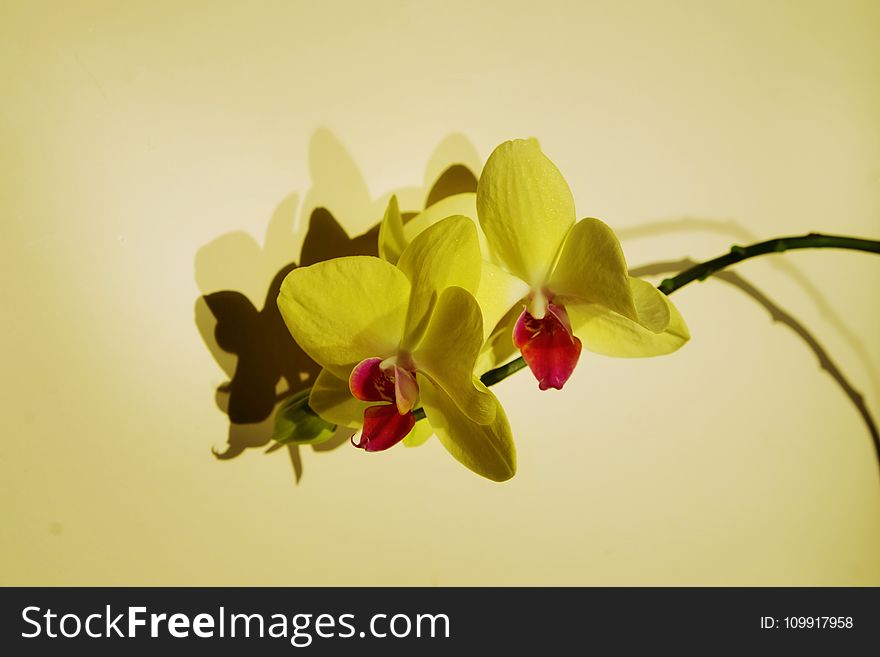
top-left (398, 196), bottom-right (525, 340)
top-left (403, 420), bottom-right (434, 447)
top-left (476, 138), bottom-right (575, 286)
top-left (384, 193), bottom-right (519, 338)
top-left (402, 193), bottom-right (478, 243)
top-left (413, 286), bottom-right (495, 424)
top-left (277, 256), bottom-right (410, 379)
top-left (474, 304), bottom-right (522, 374)
top-left (397, 215), bottom-right (482, 349)
top-left (419, 377), bottom-right (516, 482)
top-left (629, 277), bottom-right (671, 332)
top-left (378, 194), bottom-right (483, 265)
top-left (309, 368), bottom-right (368, 429)
top-left (565, 278), bottom-right (690, 357)
top-left (401, 194), bottom-right (496, 266)
top-left (473, 260), bottom-right (530, 341)
top-left (548, 217), bottom-right (637, 321)
top-left (378, 195), bottom-right (407, 265)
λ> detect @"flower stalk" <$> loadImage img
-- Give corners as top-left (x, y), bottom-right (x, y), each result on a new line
top-left (657, 233), bottom-right (880, 295)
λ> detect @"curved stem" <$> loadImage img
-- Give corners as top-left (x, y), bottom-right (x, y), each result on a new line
top-left (656, 233), bottom-right (880, 295)
top-left (479, 232), bottom-right (880, 387)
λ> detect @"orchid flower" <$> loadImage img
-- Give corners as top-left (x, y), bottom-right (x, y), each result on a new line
top-left (380, 139), bottom-right (690, 390)
top-left (277, 215), bottom-right (516, 481)
top-left (477, 138), bottom-right (690, 389)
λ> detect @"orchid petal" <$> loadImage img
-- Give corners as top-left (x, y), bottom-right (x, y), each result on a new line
top-left (564, 278), bottom-right (690, 357)
top-left (402, 193), bottom-right (479, 245)
top-left (309, 368), bottom-right (369, 429)
top-left (379, 194), bottom-right (481, 266)
top-left (377, 195), bottom-right (407, 265)
top-left (548, 217), bottom-right (637, 321)
top-left (629, 277), bottom-right (672, 332)
top-left (382, 194), bottom-right (524, 338)
top-left (473, 260), bottom-right (530, 341)
top-left (353, 404), bottom-right (415, 452)
top-left (402, 208), bottom-right (528, 342)
top-left (413, 286), bottom-right (495, 425)
top-left (476, 138), bottom-right (575, 286)
top-left (397, 215), bottom-right (482, 349)
top-left (277, 256), bottom-right (410, 379)
top-left (474, 304), bottom-right (522, 374)
top-left (419, 377), bottom-right (515, 482)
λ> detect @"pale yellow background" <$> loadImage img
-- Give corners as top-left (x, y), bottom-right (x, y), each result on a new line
top-left (2, 0), bottom-right (879, 585)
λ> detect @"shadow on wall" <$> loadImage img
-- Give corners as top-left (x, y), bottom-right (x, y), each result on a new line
top-left (623, 218), bottom-right (879, 469)
top-left (194, 128), bottom-right (481, 483)
top-left (630, 260), bottom-right (880, 466)
top-left (194, 129), bottom-right (879, 485)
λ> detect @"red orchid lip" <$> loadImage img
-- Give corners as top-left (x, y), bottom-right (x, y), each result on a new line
top-left (351, 404), bottom-right (416, 452)
top-left (513, 302), bottom-right (582, 390)
top-left (349, 356), bottom-right (419, 451)
top-left (349, 357), bottom-right (396, 403)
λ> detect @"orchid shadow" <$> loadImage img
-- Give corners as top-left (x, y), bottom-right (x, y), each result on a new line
top-left (194, 129), bottom-right (480, 484)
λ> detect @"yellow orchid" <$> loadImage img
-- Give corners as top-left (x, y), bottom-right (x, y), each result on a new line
top-left (477, 138), bottom-right (690, 388)
top-left (381, 139), bottom-right (689, 389)
top-left (277, 215), bottom-right (516, 482)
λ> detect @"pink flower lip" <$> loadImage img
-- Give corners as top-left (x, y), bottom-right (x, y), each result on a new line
top-left (513, 302), bottom-right (582, 390)
top-left (351, 404), bottom-right (416, 452)
top-left (348, 357), bottom-right (396, 403)
top-left (348, 356), bottom-right (419, 451)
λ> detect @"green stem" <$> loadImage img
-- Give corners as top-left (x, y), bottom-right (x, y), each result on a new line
top-left (480, 356), bottom-right (528, 386)
top-left (657, 233), bottom-right (880, 296)
top-left (478, 232), bottom-right (880, 388)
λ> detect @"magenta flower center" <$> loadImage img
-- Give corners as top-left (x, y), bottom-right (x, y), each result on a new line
top-left (513, 301), bottom-right (582, 390)
top-left (348, 356), bottom-right (419, 451)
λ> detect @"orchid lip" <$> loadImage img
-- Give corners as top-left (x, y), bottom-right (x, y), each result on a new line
top-left (349, 355), bottom-right (420, 451)
top-left (349, 357), bottom-right (395, 403)
top-left (351, 404), bottom-right (416, 452)
top-left (513, 301), bottom-right (582, 391)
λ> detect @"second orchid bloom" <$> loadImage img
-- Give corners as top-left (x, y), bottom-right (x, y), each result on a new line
top-left (277, 216), bottom-right (516, 481)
